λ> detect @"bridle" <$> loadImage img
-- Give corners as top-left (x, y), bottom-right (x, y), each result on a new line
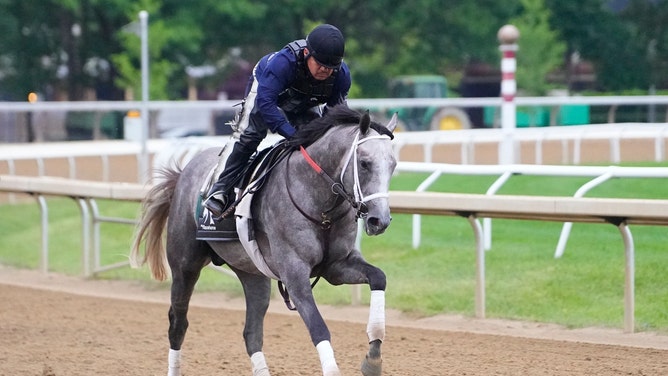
top-left (287, 130), bottom-right (392, 225)
top-left (340, 131), bottom-right (393, 217)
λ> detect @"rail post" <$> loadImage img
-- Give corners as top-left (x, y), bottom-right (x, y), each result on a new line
top-left (139, 10), bottom-right (150, 184)
top-left (498, 24), bottom-right (520, 164)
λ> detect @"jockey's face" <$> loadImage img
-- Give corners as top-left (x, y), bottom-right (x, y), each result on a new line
top-left (304, 48), bottom-right (334, 80)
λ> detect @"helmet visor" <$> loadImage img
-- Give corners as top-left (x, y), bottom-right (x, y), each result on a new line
top-left (311, 52), bottom-right (342, 69)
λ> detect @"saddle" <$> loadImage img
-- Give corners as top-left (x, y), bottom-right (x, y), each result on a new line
top-left (195, 142), bottom-right (289, 241)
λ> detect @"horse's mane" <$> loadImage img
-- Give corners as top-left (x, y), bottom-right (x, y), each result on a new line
top-left (287, 105), bottom-right (393, 148)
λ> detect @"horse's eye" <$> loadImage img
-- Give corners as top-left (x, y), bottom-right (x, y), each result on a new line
top-left (360, 160), bottom-right (370, 170)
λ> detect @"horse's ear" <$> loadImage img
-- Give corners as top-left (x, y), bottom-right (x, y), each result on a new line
top-left (360, 110), bottom-right (370, 135)
top-left (386, 112), bottom-right (398, 133)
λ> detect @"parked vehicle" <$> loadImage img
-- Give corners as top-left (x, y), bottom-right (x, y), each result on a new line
top-left (387, 75), bottom-right (472, 131)
top-left (386, 75), bottom-right (590, 130)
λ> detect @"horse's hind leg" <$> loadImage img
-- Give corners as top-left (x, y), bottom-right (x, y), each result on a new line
top-left (233, 268), bottom-right (272, 376)
top-left (166, 253), bottom-right (208, 376)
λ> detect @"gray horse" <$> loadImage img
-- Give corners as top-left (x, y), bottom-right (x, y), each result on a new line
top-left (130, 106), bottom-right (397, 376)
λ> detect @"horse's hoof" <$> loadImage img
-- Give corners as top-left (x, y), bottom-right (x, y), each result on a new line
top-left (253, 367), bottom-right (271, 376)
top-left (361, 355), bottom-right (382, 376)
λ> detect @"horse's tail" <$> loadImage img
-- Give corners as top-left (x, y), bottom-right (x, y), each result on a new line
top-left (130, 167), bottom-right (181, 281)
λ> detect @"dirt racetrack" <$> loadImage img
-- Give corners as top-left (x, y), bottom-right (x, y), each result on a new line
top-left (2, 136), bottom-right (668, 374)
top-left (1, 267), bottom-right (667, 376)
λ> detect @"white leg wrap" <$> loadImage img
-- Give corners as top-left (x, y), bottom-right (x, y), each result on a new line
top-left (316, 340), bottom-right (340, 376)
top-left (250, 351), bottom-right (271, 376)
top-left (367, 290), bottom-right (386, 342)
top-left (167, 349), bottom-right (181, 376)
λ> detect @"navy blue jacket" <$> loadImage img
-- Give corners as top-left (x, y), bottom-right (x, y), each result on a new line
top-left (251, 44), bottom-right (351, 138)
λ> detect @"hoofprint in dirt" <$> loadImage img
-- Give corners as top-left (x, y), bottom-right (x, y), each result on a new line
top-left (1, 266), bottom-right (667, 376)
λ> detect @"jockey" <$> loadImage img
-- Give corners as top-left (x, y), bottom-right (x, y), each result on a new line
top-left (204, 24), bottom-right (351, 219)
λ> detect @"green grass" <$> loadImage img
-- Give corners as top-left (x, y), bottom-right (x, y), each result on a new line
top-left (1, 162), bottom-right (667, 332)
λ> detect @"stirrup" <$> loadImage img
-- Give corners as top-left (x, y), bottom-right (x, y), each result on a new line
top-left (203, 193), bottom-right (229, 219)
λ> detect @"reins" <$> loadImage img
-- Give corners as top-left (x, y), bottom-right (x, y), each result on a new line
top-left (219, 145), bottom-right (291, 219)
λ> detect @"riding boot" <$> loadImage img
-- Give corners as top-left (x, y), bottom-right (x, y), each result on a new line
top-left (203, 143), bottom-right (254, 219)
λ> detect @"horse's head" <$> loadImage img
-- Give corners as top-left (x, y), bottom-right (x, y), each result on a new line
top-left (347, 111), bottom-right (398, 235)
top-left (290, 106), bottom-right (398, 236)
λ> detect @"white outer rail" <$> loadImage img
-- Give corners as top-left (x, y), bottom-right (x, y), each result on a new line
top-left (3, 95), bottom-right (668, 111)
top-left (396, 162), bottom-right (668, 256)
top-left (389, 191), bottom-right (668, 333)
top-left (1, 175), bottom-right (668, 333)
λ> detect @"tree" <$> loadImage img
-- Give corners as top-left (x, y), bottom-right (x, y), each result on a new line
top-left (510, 0), bottom-right (566, 95)
top-left (0, 0), bottom-right (131, 100)
top-left (0, 0), bottom-right (663, 101)
top-left (546, 0), bottom-right (650, 91)
top-left (619, 0), bottom-right (668, 90)
top-left (0, 1), bottom-right (62, 100)
top-left (111, 4), bottom-right (170, 100)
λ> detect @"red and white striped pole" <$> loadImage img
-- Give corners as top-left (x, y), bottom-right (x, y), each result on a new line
top-left (498, 24), bottom-right (520, 164)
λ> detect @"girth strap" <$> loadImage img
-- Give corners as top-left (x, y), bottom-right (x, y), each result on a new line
top-left (278, 277), bottom-right (321, 311)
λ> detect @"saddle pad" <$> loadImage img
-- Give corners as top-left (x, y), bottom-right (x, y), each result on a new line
top-left (195, 179), bottom-right (278, 279)
top-left (195, 194), bottom-right (239, 241)
top-left (195, 141), bottom-right (288, 242)
top-left (235, 187), bottom-right (279, 280)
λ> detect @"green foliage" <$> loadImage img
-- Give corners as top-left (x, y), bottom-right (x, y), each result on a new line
top-left (1, 0), bottom-right (666, 99)
top-left (511, 0), bottom-right (566, 95)
top-left (545, 0), bottom-right (653, 91)
top-left (110, 2), bottom-right (197, 99)
top-left (619, 0), bottom-right (668, 88)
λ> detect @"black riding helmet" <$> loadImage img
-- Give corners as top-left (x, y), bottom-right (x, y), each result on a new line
top-left (305, 24), bottom-right (345, 69)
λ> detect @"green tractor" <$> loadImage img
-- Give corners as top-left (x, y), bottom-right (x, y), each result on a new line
top-left (387, 75), bottom-right (472, 131)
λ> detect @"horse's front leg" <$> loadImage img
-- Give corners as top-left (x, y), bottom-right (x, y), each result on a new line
top-left (282, 267), bottom-right (341, 376)
top-left (324, 254), bottom-right (386, 376)
top-left (361, 289), bottom-right (385, 376)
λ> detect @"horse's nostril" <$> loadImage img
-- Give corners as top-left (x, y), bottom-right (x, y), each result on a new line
top-left (365, 216), bottom-right (390, 236)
